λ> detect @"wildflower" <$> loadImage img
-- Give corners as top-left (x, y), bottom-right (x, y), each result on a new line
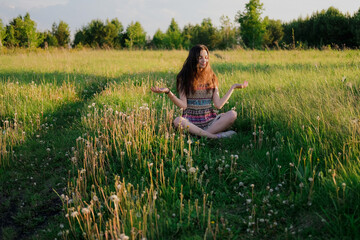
top-left (120, 234), bottom-right (129, 240)
top-left (342, 183), bottom-right (346, 188)
top-left (93, 195), bottom-right (99, 202)
top-left (187, 139), bottom-right (192, 144)
top-left (246, 199), bottom-right (252, 204)
top-left (234, 155), bottom-right (239, 160)
top-left (92, 103), bottom-right (96, 107)
top-left (183, 149), bottom-right (189, 154)
top-left (316, 116), bottom-right (320, 121)
top-left (250, 184), bottom-right (254, 188)
top-left (204, 164), bottom-right (208, 170)
top-left (308, 177), bottom-right (313, 182)
top-left (71, 211), bottom-right (79, 218)
top-left (266, 151), bottom-right (270, 156)
top-left (289, 162), bottom-right (294, 167)
top-left (81, 208), bottom-right (90, 214)
top-left (46, 148), bottom-right (51, 152)
top-left (110, 195), bottom-right (120, 203)
top-left (189, 167), bottom-right (196, 174)
top-left (120, 152), bottom-right (125, 156)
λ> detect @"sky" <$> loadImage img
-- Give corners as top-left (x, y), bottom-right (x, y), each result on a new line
top-left (0, 0), bottom-right (359, 38)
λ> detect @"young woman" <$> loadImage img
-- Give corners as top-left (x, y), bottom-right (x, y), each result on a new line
top-left (151, 44), bottom-right (248, 139)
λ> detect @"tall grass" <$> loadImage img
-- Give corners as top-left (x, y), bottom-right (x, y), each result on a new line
top-left (1, 49), bottom-right (359, 239)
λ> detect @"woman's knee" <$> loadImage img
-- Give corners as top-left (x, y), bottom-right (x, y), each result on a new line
top-left (173, 117), bottom-right (183, 128)
top-left (228, 110), bottom-right (237, 122)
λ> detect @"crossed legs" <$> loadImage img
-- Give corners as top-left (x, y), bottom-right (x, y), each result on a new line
top-left (173, 110), bottom-right (237, 139)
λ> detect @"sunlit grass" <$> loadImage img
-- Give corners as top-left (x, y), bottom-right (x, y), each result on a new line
top-left (1, 49), bottom-right (360, 239)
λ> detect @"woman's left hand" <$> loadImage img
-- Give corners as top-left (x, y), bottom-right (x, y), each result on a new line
top-left (151, 86), bottom-right (170, 94)
top-left (232, 81), bottom-right (248, 89)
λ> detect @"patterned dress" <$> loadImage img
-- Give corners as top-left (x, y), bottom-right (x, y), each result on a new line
top-left (182, 84), bottom-right (217, 129)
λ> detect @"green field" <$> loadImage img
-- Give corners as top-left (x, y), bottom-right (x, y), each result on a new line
top-left (1, 49), bottom-right (359, 239)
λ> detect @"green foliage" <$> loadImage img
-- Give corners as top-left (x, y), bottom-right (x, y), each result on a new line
top-left (52, 20), bottom-right (70, 47)
top-left (217, 15), bottom-right (238, 49)
top-left (164, 18), bottom-right (183, 49)
top-left (236, 0), bottom-right (266, 49)
top-left (73, 18), bottom-right (124, 49)
top-left (38, 30), bottom-right (58, 48)
top-left (124, 21), bottom-right (146, 49)
top-left (263, 17), bottom-right (284, 48)
top-left (183, 18), bottom-right (219, 50)
top-left (151, 29), bottom-right (166, 49)
top-left (0, 19), bottom-right (6, 48)
top-left (4, 13), bottom-right (38, 48)
top-left (352, 8), bottom-right (360, 46)
top-left (282, 7), bottom-right (356, 49)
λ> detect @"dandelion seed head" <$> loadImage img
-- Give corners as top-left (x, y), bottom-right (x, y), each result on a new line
top-left (110, 195), bottom-right (120, 203)
top-left (189, 167), bottom-right (196, 174)
top-left (81, 207), bottom-right (90, 214)
top-left (71, 211), bottom-right (79, 217)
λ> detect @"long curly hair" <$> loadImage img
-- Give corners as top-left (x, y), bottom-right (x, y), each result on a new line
top-left (176, 44), bottom-right (218, 96)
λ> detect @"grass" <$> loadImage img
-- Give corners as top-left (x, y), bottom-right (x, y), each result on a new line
top-left (0, 48), bottom-right (359, 239)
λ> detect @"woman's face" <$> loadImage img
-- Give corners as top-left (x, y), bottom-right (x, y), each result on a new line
top-left (198, 49), bottom-right (209, 69)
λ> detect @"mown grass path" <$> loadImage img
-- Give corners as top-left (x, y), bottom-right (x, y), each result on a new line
top-left (0, 74), bottom-right (109, 239)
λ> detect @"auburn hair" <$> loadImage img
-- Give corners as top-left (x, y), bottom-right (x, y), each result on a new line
top-left (176, 44), bottom-right (218, 96)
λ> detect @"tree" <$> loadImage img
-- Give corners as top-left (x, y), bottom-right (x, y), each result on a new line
top-left (151, 29), bottom-right (166, 49)
top-left (187, 18), bottom-right (219, 49)
top-left (218, 15), bottom-right (238, 49)
top-left (263, 17), bottom-right (283, 48)
top-left (106, 18), bottom-right (124, 49)
top-left (0, 19), bottom-right (6, 47)
top-left (38, 30), bottom-right (58, 48)
top-left (164, 18), bottom-right (183, 49)
top-left (236, 0), bottom-right (266, 49)
top-left (124, 21), bottom-right (146, 49)
top-left (5, 13), bottom-right (38, 48)
top-left (52, 20), bottom-right (70, 47)
top-left (352, 8), bottom-right (360, 47)
top-left (181, 24), bottom-right (194, 49)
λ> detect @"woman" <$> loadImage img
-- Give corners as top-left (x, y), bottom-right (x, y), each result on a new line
top-left (151, 44), bottom-right (248, 139)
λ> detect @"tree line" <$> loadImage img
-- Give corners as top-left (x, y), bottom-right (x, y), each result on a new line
top-left (0, 0), bottom-right (359, 50)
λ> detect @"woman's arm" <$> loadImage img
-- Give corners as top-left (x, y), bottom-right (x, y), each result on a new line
top-left (212, 81), bottom-right (248, 109)
top-left (151, 87), bottom-right (187, 109)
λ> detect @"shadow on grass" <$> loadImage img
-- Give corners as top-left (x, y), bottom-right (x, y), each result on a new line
top-left (0, 69), bottom-right (175, 239)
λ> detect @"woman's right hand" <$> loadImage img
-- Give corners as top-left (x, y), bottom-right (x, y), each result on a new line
top-left (151, 86), bottom-right (169, 94)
